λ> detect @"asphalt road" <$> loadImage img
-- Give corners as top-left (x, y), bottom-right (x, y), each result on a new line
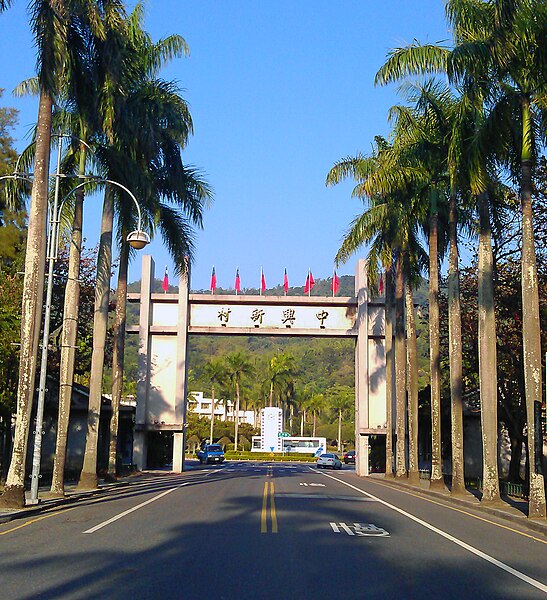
top-left (1, 462), bottom-right (546, 600)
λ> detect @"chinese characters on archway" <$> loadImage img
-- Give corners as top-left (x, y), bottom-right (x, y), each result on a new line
top-left (217, 307), bottom-right (330, 328)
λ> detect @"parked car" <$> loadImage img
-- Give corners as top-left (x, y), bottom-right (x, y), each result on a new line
top-left (316, 453), bottom-right (342, 470)
top-left (343, 450), bottom-right (356, 464)
top-left (196, 444), bottom-right (225, 464)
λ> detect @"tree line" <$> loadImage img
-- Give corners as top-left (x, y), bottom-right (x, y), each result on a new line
top-left (0, 1), bottom-right (212, 508)
top-left (188, 347), bottom-right (355, 453)
top-left (327, 0), bottom-right (547, 519)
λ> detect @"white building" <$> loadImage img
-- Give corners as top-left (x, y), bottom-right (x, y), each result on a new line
top-left (188, 391), bottom-right (255, 426)
top-left (251, 407), bottom-right (326, 455)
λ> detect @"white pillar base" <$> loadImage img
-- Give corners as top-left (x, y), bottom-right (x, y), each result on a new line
top-left (356, 434), bottom-right (370, 476)
top-left (134, 431), bottom-right (147, 470)
top-left (173, 432), bottom-right (184, 473)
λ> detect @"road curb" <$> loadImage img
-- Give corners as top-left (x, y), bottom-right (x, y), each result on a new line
top-left (0, 476), bottom-right (141, 524)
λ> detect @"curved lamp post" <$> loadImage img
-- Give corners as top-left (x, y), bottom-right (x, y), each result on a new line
top-left (2, 135), bottom-right (149, 504)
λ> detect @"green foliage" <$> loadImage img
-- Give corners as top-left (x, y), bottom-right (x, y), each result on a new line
top-left (223, 451), bottom-right (317, 462)
top-left (0, 91), bottom-right (24, 416)
top-left (0, 270), bottom-right (22, 414)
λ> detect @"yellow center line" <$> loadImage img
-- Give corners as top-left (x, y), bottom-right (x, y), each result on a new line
top-left (270, 481), bottom-right (278, 533)
top-left (366, 477), bottom-right (547, 545)
top-left (261, 481), bottom-right (269, 533)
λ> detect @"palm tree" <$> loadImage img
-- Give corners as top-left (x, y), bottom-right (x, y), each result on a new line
top-left (327, 384), bottom-right (354, 452)
top-left (225, 352), bottom-right (254, 452)
top-left (481, 0), bottom-right (547, 517)
top-left (77, 6), bottom-right (204, 488)
top-left (203, 359), bottom-right (227, 443)
top-left (304, 393), bottom-right (325, 437)
top-left (105, 19), bottom-right (211, 478)
top-left (374, 4), bottom-right (502, 502)
top-left (327, 135), bottom-right (427, 479)
top-left (0, 0), bottom-right (111, 508)
top-left (51, 141), bottom-right (89, 495)
top-left (267, 353), bottom-right (297, 409)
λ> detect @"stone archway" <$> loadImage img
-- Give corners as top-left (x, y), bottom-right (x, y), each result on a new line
top-left (128, 256), bottom-right (386, 476)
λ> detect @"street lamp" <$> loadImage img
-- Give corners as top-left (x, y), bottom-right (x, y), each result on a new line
top-left (2, 135), bottom-right (149, 505)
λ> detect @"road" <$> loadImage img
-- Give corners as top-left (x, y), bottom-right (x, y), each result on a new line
top-left (1, 462), bottom-right (546, 599)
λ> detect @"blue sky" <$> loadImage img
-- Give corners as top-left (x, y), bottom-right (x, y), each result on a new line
top-left (0, 1), bottom-right (450, 291)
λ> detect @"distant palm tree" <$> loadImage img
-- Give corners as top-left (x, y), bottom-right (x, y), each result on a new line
top-left (203, 359), bottom-right (228, 443)
top-left (304, 393), bottom-right (325, 437)
top-left (267, 353), bottom-right (297, 409)
top-left (225, 352), bottom-right (254, 451)
top-left (327, 384), bottom-right (354, 452)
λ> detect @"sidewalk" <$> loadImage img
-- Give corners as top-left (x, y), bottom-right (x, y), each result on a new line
top-left (369, 473), bottom-right (547, 537)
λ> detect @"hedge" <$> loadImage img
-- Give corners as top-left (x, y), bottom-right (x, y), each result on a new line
top-left (223, 451), bottom-right (317, 463)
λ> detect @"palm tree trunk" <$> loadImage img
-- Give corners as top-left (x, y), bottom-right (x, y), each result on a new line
top-left (477, 191), bottom-right (501, 503)
top-left (429, 192), bottom-right (445, 490)
top-left (338, 409), bottom-right (342, 452)
top-left (210, 384), bottom-right (215, 443)
top-left (385, 268), bottom-right (394, 478)
top-left (0, 91), bottom-right (52, 508)
top-left (234, 380), bottom-right (240, 452)
top-left (300, 409), bottom-right (305, 437)
top-left (269, 382), bottom-right (274, 407)
top-left (77, 185), bottom-right (114, 490)
top-left (448, 188), bottom-right (466, 495)
top-left (313, 411), bottom-right (317, 437)
top-left (289, 404), bottom-right (293, 433)
top-left (107, 241), bottom-right (130, 479)
top-left (51, 144), bottom-right (86, 496)
top-left (404, 273), bottom-right (419, 484)
top-left (394, 254), bottom-right (407, 478)
top-left (520, 94), bottom-right (546, 518)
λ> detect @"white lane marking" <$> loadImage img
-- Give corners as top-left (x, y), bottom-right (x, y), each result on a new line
top-left (83, 482), bottom-right (190, 534)
top-left (317, 471), bottom-right (547, 594)
top-left (331, 522), bottom-right (354, 535)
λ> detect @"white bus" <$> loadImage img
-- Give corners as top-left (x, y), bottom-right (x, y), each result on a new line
top-left (282, 437), bottom-right (326, 456)
top-left (252, 435), bottom-right (326, 456)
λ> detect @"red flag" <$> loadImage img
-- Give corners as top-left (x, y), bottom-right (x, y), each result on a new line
top-left (261, 268), bottom-right (266, 294)
top-left (162, 266), bottom-right (169, 293)
top-left (379, 273), bottom-right (384, 294)
top-left (234, 268), bottom-right (241, 294)
top-left (331, 271), bottom-right (340, 295)
top-left (283, 268), bottom-right (289, 295)
top-left (210, 266), bottom-right (217, 294)
top-left (304, 270), bottom-right (315, 294)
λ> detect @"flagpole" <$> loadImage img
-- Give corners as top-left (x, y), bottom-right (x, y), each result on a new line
top-left (260, 267), bottom-right (262, 297)
top-left (332, 268), bottom-right (335, 298)
top-left (235, 266), bottom-right (238, 296)
top-left (308, 268), bottom-right (311, 297)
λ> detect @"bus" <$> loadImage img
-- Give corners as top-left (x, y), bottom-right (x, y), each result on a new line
top-left (252, 435), bottom-right (326, 456)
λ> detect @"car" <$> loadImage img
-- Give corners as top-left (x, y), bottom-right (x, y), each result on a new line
top-left (316, 453), bottom-right (342, 470)
top-left (343, 450), bottom-right (356, 464)
top-left (196, 444), bottom-right (225, 464)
